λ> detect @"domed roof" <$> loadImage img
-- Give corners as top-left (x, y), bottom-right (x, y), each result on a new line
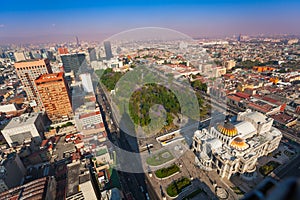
top-left (216, 121), bottom-right (238, 137)
top-left (230, 137), bottom-right (249, 150)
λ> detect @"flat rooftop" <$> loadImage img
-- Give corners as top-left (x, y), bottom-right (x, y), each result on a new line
top-left (35, 72), bottom-right (64, 83)
top-left (0, 177), bottom-right (51, 200)
top-left (4, 112), bottom-right (40, 130)
top-left (15, 58), bottom-right (47, 63)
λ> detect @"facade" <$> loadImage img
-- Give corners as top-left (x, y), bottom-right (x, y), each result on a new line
top-left (192, 110), bottom-right (282, 179)
top-left (35, 72), bottom-right (73, 123)
top-left (14, 59), bottom-right (53, 111)
top-left (0, 153), bottom-right (26, 193)
top-left (80, 73), bottom-right (94, 94)
top-left (74, 97), bottom-right (105, 137)
top-left (61, 53), bottom-right (86, 73)
top-left (103, 41), bottom-right (113, 60)
top-left (2, 112), bottom-right (45, 147)
top-left (103, 58), bottom-right (123, 69)
top-left (88, 47), bottom-right (97, 62)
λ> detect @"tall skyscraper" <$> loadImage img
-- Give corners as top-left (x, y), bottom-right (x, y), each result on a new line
top-left (103, 41), bottom-right (113, 60)
top-left (88, 47), bottom-right (97, 62)
top-left (76, 36), bottom-right (80, 47)
top-left (35, 72), bottom-right (73, 123)
top-left (14, 59), bottom-right (52, 111)
top-left (61, 53), bottom-right (86, 73)
top-left (237, 34), bottom-right (242, 42)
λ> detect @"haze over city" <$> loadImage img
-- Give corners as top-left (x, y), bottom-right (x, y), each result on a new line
top-left (1, 0), bottom-right (300, 44)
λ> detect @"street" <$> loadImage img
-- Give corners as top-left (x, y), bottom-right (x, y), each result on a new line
top-left (96, 83), bottom-right (149, 200)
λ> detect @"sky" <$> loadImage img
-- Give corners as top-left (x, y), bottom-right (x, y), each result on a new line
top-left (0, 0), bottom-right (300, 44)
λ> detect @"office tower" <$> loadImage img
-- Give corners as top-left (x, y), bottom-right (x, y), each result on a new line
top-left (237, 34), bottom-right (242, 42)
top-left (58, 47), bottom-right (69, 55)
top-left (103, 41), bottom-right (113, 60)
top-left (61, 53), bottom-right (86, 73)
top-left (76, 36), bottom-right (80, 47)
top-left (14, 59), bottom-right (52, 111)
top-left (35, 72), bottom-right (73, 123)
top-left (88, 47), bottom-right (97, 62)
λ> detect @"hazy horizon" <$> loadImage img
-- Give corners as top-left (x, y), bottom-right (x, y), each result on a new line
top-left (1, 0), bottom-right (300, 44)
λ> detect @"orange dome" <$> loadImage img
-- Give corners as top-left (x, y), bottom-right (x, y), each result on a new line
top-left (216, 121), bottom-right (238, 137)
top-left (230, 137), bottom-right (249, 150)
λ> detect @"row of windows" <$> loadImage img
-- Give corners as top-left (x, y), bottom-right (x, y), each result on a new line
top-left (18, 65), bottom-right (46, 70)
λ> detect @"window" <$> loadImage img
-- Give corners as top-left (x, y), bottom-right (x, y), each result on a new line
top-left (218, 161), bottom-right (223, 168)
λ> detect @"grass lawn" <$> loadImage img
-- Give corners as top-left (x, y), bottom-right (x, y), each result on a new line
top-left (167, 177), bottom-right (191, 197)
top-left (146, 150), bottom-right (174, 166)
top-left (155, 164), bottom-right (180, 178)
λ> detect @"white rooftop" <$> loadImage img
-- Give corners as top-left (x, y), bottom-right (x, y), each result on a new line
top-left (244, 111), bottom-right (268, 124)
top-left (207, 138), bottom-right (222, 150)
top-left (4, 112), bottom-right (40, 129)
top-left (235, 121), bottom-right (256, 138)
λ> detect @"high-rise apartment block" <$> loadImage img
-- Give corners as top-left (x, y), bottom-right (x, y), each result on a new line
top-left (35, 72), bottom-right (73, 123)
top-left (14, 59), bottom-right (52, 111)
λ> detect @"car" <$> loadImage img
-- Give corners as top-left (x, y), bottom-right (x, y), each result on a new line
top-left (140, 186), bottom-right (144, 193)
top-left (145, 192), bottom-right (150, 200)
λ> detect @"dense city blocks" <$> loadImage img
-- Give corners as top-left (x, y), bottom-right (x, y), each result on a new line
top-left (1, 1), bottom-right (300, 200)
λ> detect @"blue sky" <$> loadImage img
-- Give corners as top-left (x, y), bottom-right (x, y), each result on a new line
top-left (0, 0), bottom-right (300, 43)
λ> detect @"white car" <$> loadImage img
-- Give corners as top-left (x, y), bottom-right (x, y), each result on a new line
top-left (145, 192), bottom-right (150, 200)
